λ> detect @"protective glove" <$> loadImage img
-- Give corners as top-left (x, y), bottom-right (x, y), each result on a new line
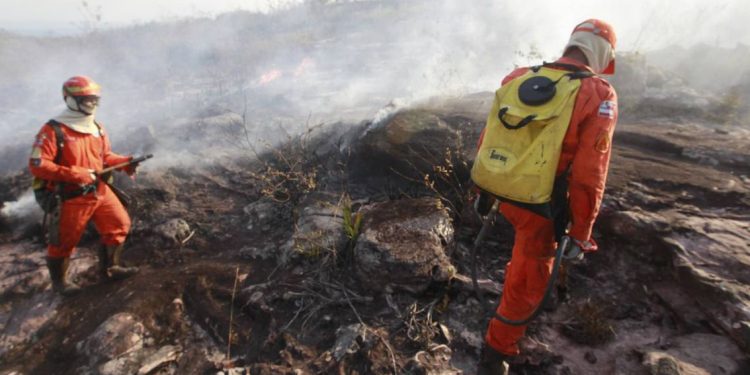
top-left (562, 237), bottom-right (598, 262)
top-left (70, 166), bottom-right (97, 185)
top-left (473, 191), bottom-right (493, 218)
top-left (123, 156), bottom-right (139, 177)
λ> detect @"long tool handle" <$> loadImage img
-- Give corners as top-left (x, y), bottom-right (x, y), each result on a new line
top-left (98, 154), bottom-right (153, 175)
top-left (471, 201), bottom-right (499, 299)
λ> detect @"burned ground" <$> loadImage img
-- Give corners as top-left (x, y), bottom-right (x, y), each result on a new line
top-left (1, 101), bottom-right (749, 374)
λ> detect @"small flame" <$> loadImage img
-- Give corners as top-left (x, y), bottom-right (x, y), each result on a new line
top-left (259, 69), bottom-right (283, 85)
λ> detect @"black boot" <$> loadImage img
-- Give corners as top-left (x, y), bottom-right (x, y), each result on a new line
top-left (100, 244), bottom-right (139, 280)
top-left (46, 257), bottom-right (81, 296)
top-left (477, 345), bottom-right (510, 375)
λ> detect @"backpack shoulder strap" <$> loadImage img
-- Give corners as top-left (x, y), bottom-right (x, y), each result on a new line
top-left (46, 119), bottom-right (65, 165)
top-left (541, 62), bottom-right (596, 79)
top-left (93, 120), bottom-right (103, 134)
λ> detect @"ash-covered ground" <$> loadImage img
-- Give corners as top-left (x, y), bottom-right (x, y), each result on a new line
top-left (1, 92), bottom-right (749, 374)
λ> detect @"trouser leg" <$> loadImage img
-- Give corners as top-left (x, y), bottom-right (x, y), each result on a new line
top-left (93, 186), bottom-right (137, 280)
top-left (484, 203), bottom-right (556, 356)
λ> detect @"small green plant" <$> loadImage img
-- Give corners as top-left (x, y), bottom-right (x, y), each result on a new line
top-left (341, 194), bottom-right (363, 265)
top-left (342, 198), bottom-right (363, 242)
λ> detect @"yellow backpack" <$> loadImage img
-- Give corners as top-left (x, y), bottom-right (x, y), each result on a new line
top-left (471, 64), bottom-right (593, 216)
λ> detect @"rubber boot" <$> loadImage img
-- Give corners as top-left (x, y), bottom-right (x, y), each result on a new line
top-left (477, 345), bottom-right (510, 375)
top-left (97, 245), bottom-right (109, 279)
top-left (46, 257), bottom-right (81, 296)
top-left (103, 244), bottom-right (139, 280)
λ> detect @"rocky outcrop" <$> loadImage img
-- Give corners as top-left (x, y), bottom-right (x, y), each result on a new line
top-left (75, 313), bottom-right (184, 375)
top-left (641, 334), bottom-right (746, 375)
top-left (357, 109), bottom-right (465, 178)
top-left (283, 191), bottom-right (348, 264)
top-left (354, 197), bottom-right (456, 294)
top-left (78, 313), bottom-right (146, 364)
top-left (601, 206), bottom-right (750, 351)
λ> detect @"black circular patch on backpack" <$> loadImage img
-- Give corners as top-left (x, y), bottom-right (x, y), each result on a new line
top-left (518, 76), bottom-right (557, 106)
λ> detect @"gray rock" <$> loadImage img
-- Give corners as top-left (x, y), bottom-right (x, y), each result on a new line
top-left (354, 197), bottom-right (455, 294)
top-left (155, 218), bottom-right (192, 244)
top-left (79, 313), bottom-right (146, 364)
top-left (283, 191), bottom-right (348, 264)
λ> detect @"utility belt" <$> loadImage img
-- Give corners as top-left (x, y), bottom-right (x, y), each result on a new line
top-left (59, 181), bottom-right (101, 201)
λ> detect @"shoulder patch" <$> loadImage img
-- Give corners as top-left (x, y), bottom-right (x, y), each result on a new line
top-left (595, 130), bottom-right (611, 153)
top-left (598, 100), bottom-right (616, 119)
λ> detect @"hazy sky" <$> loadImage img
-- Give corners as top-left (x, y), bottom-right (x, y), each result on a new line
top-left (2, 0), bottom-right (749, 51)
top-left (0, 0), bottom-right (306, 34)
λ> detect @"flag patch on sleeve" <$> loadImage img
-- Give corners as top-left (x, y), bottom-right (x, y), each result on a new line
top-left (30, 146), bottom-right (42, 158)
top-left (598, 100), bottom-right (616, 119)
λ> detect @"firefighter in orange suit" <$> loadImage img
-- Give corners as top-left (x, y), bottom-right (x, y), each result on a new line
top-left (29, 76), bottom-right (139, 296)
top-left (476, 19), bottom-right (618, 374)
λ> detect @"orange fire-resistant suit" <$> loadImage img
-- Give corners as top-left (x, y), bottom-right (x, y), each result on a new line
top-left (481, 56), bottom-right (618, 356)
top-left (29, 122), bottom-right (132, 259)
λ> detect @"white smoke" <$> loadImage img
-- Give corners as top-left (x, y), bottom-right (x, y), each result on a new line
top-left (0, 191), bottom-right (43, 229)
top-left (0, 0), bottom-right (748, 175)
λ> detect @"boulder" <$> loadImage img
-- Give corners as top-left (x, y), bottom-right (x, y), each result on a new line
top-left (78, 313), bottom-right (146, 365)
top-left (283, 191), bottom-right (347, 263)
top-left (354, 197), bottom-right (455, 293)
top-left (357, 109), bottom-right (463, 178)
top-left (155, 218), bottom-right (192, 245)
